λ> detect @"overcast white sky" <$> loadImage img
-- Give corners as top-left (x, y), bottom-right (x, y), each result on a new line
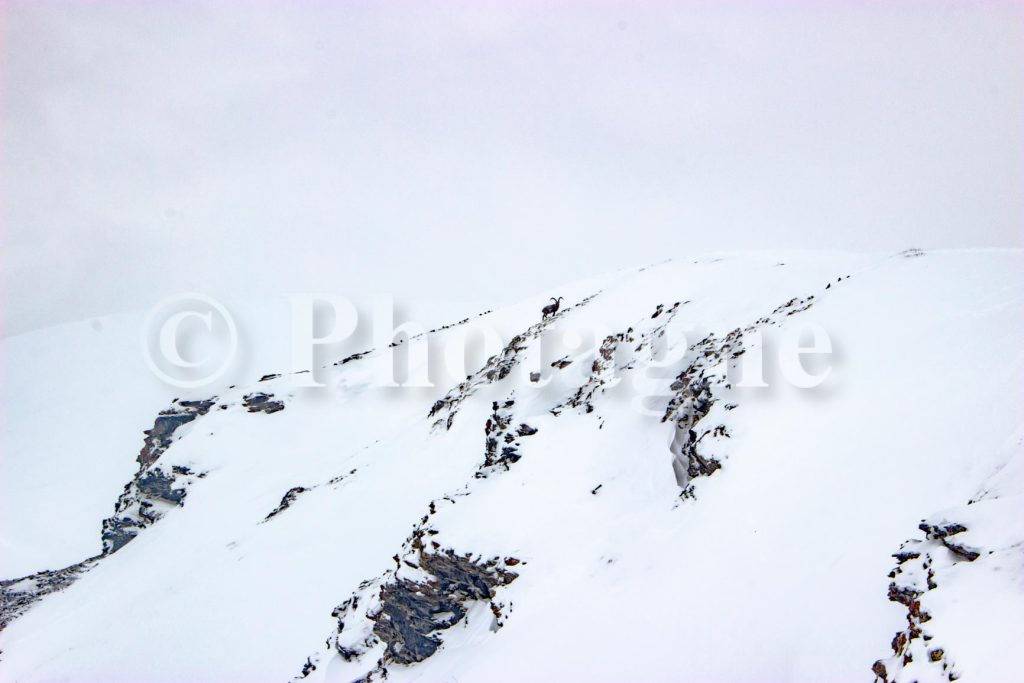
top-left (2, 1), bottom-right (1022, 337)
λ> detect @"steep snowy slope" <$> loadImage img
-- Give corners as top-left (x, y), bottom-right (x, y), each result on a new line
top-left (1, 250), bottom-right (1022, 683)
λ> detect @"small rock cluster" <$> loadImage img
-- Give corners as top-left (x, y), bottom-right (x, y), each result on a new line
top-left (476, 398), bottom-right (538, 477)
top-left (263, 486), bottom-right (309, 521)
top-left (242, 392), bottom-right (286, 414)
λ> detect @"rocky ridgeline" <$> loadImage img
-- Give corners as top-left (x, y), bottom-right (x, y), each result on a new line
top-left (556, 329), bottom-right (634, 413)
top-left (1, 390), bottom-right (291, 632)
top-left (102, 398), bottom-right (217, 553)
top-left (7, 275), bottom-right (854, 671)
top-left (662, 329), bottom-right (739, 493)
top-left (428, 293), bottom-right (599, 431)
top-left (869, 421), bottom-right (1024, 683)
top-left (869, 487), bottom-right (1024, 683)
top-left (296, 396), bottom-right (535, 678)
top-left (661, 293), bottom-right (822, 496)
top-left (553, 301), bottom-right (682, 416)
top-left (0, 558), bottom-right (99, 632)
top-left (103, 391), bottom-right (287, 552)
top-left (2, 303), bottom-right (498, 648)
top-left (1, 398), bottom-right (216, 631)
top-left (294, 310), bottom-right (584, 679)
top-left (137, 399), bottom-right (216, 467)
top-left (871, 519), bottom-right (978, 683)
top-left (293, 291), bottom-right (836, 679)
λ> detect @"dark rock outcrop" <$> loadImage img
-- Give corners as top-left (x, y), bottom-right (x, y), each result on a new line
top-left (102, 399), bottom-right (216, 554)
top-left (370, 550), bottom-right (519, 665)
top-left (264, 486), bottom-right (309, 521)
top-left (0, 557), bottom-right (99, 632)
top-left (476, 399), bottom-right (538, 477)
top-left (138, 399), bottom-right (215, 467)
top-left (243, 392), bottom-right (285, 414)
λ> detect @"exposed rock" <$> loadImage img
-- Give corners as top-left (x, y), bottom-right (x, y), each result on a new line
top-left (264, 486), bottom-right (309, 521)
top-left (555, 302), bottom-right (682, 417)
top-left (558, 330), bottom-right (633, 413)
top-left (916, 521), bottom-right (979, 562)
top-left (771, 295), bottom-right (815, 317)
top-left (872, 519), bottom-right (977, 681)
top-left (328, 546), bottom-right (519, 678)
top-left (476, 399), bottom-right (538, 477)
top-left (101, 463), bottom-right (199, 554)
top-left (370, 550), bottom-right (518, 665)
top-left (99, 399), bottom-right (217, 555)
top-left (427, 293), bottom-right (599, 431)
top-left (136, 469), bottom-right (188, 505)
top-left (334, 350), bottom-right (371, 366)
top-left (1, 558), bottom-right (99, 632)
top-left (663, 335), bottom-right (731, 492)
top-left (661, 292), bottom-right (823, 495)
top-left (243, 392), bottom-right (285, 414)
top-left (138, 399), bottom-right (215, 467)
top-left (516, 423), bottom-right (538, 437)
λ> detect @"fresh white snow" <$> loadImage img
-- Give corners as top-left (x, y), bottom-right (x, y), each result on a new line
top-left (1, 249), bottom-right (1022, 683)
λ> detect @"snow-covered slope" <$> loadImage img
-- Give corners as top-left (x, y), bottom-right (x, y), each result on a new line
top-left (2, 250), bottom-right (1022, 683)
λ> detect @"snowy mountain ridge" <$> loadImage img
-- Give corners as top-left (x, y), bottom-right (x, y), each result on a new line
top-left (1, 249), bottom-right (1022, 682)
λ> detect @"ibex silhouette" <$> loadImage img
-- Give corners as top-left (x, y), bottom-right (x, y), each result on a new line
top-left (541, 297), bottom-right (564, 319)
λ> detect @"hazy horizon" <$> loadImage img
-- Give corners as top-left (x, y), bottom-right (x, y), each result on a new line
top-left (3, 1), bottom-right (1022, 336)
